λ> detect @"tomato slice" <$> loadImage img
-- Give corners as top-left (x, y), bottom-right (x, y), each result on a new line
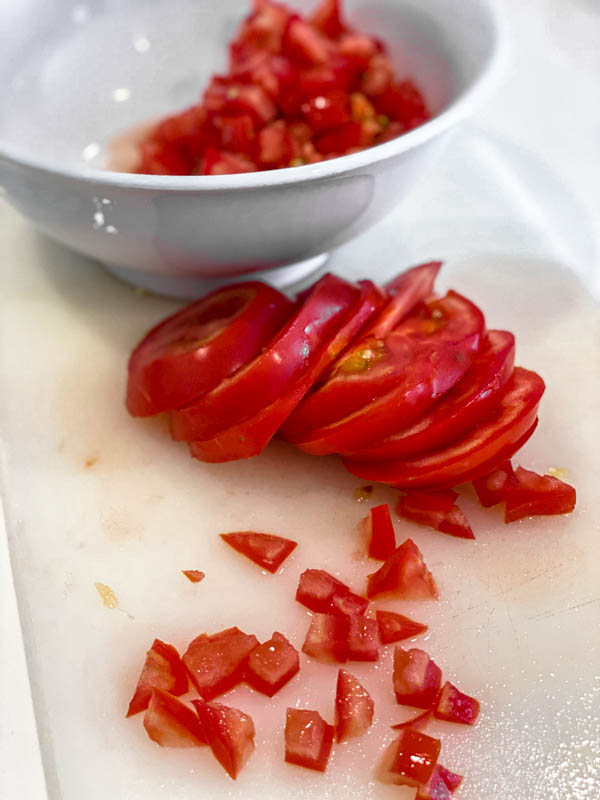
top-left (387, 729), bottom-right (441, 787)
top-left (393, 647), bottom-right (442, 709)
top-left (192, 699), bottom-right (255, 779)
top-left (183, 627), bottom-right (258, 700)
top-left (284, 291), bottom-right (485, 454)
top-left (344, 367), bottom-right (545, 489)
top-left (302, 612), bottom-right (349, 663)
top-left (364, 503), bottom-right (396, 560)
top-left (347, 614), bottom-right (379, 661)
top-left (335, 669), bottom-right (374, 742)
top-left (182, 569), bottom-right (205, 583)
top-left (143, 688), bottom-right (207, 747)
top-left (345, 329), bottom-right (515, 460)
top-left (220, 531), bottom-right (297, 573)
top-left (434, 681), bottom-right (480, 726)
top-left (396, 491), bottom-right (475, 540)
top-left (285, 708), bottom-right (334, 772)
top-left (245, 632), bottom-right (300, 696)
top-left (504, 467), bottom-right (576, 522)
top-left (296, 568), bottom-right (368, 615)
top-left (376, 610), bottom-right (428, 645)
top-left (391, 708), bottom-right (433, 732)
top-left (416, 764), bottom-right (463, 800)
top-left (472, 460), bottom-right (516, 507)
top-left (366, 538), bottom-right (438, 601)
top-left (127, 639), bottom-right (188, 717)
top-left (126, 282), bottom-right (293, 417)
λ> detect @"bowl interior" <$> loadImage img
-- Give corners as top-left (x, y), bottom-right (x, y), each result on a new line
top-left (0, 0), bottom-right (499, 173)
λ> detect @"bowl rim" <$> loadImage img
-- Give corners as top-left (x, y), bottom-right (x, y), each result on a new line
top-left (0, 0), bottom-right (508, 192)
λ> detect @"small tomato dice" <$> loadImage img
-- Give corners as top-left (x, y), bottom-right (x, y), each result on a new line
top-left (310, 0), bottom-right (345, 38)
top-left (200, 147), bottom-right (257, 175)
top-left (302, 89), bottom-right (351, 132)
top-left (504, 466), bottom-right (576, 522)
top-left (192, 698), bottom-right (255, 779)
top-left (366, 539), bottom-right (439, 601)
top-left (182, 569), bottom-right (205, 583)
top-left (245, 632), bottom-right (300, 696)
top-left (364, 503), bottom-right (396, 560)
top-left (417, 764), bottom-right (464, 799)
top-left (335, 668), bottom-right (374, 742)
top-left (347, 614), bottom-right (379, 662)
top-left (127, 639), bottom-right (188, 717)
top-left (296, 568), bottom-right (367, 615)
top-left (220, 531), bottom-right (297, 573)
top-left (396, 492), bottom-right (475, 540)
top-left (376, 610), bottom-right (428, 645)
top-left (183, 626), bottom-right (258, 700)
top-left (388, 729), bottom-right (441, 787)
top-left (256, 120), bottom-right (296, 167)
top-left (302, 612), bottom-right (349, 663)
top-left (393, 647), bottom-right (442, 709)
top-left (314, 120), bottom-right (362, 154)
top-left (472, 460), bottom-right (516, 507)
top-left (285, 708), bottom-right (334, 772)
top-left (283, 18), bottom-right (331, 66)
top-left (143, 688), bottom-right (206, 747)
top-left (434, 681), bottom-right (480, 725)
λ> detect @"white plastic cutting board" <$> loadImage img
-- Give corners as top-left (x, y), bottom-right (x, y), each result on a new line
top-left (1, 127), bottom-right (599, 800)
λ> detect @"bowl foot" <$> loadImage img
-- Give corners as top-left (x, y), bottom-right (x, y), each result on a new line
top-left (102, 253), bottom-right (329, 299)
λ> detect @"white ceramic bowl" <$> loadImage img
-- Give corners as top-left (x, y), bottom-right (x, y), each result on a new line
top-left (0, 0), bottom-right (506, 297)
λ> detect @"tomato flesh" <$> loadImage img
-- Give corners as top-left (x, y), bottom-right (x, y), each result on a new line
top-left (393, 647), bottom-right (442, 709)
top-left (220, 531), bottom-right (297, 572)
top-left (335, 668), bottom-right (374, 741)
top-left (416, 764), bottom-right (463, 800)
top-left (296, 568), bottom-right (368, 615)
top-left (391, 708), bottom-right (433, 732)
top-left (347, 614), bottom-right (379, 661)
top-left (472, 460), bottom-right (516, 507)
top-left (127, 639), bottom-right (188, 717)
top-left (376, 610), bottom-right (428, 645)
top-left (396, 491), bottom-right (475, 540)
top-left (183, 626), bottom-right (259, 700)
top-left (504, 466), bottom-right (576, 522)
top-left (366, 538), bottom-right (438, 601)
top-left (388, 729), bottom-right (441, 787)
top-left (182, 569), bottom-right (205, 583)
top-left (245, 632), bottom-right (300, 696)
top-left (434, 681), bottom-right (480, 726)
top-left (192, 698), bottom-right (255, 779)
top-left (143, 688), bottom-right (207, 747)
top-left (302, 612), bottom-right (349, 663)
top-left (285, 708), bottom-right (334, 772)
top-left (365, 503), bottom-right (396, 560)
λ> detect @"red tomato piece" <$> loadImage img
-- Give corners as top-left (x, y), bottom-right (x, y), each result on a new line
top-left (153, 104), bottom-right (215, 161)
top-left (285, 708), bottom-right (334, 772)
top-left (437, 766), bottom-right (464, 793)
top-left (310, 0), bottom-right (346, 38)
top-left (204, 78), bottom-right (278, 126)
top-left (183, 626), bottom-right (259, 700)
top-left (344, 367), bottom-right (545, 489)
top-left (283, 18), bottom-right (331, 66)
top-left (143, 688), bottom-right (207, 747)
top-left (236, 0), bottom-right (291, 53)
top-left (504, 467), bottom-right (576, 522)
top-left (302, 612), bottom-right (349, 663)
top-left (360, 54), bottom-right (395, 96)
top-left (314, 121), bottom-right (362, 154)
top-left (192, 698), bottom-right (255, 779)
top-left (301, 89), bottom-right (351, 132)
top-left (347, 614), bottom-right (379, 661)
top-left (126, 282), bottom-right (292, 417)
top-left (201, 147), bottom-right (258, 175)
top-left (393, 647), bottom-right (442, 709)
top-left (220, 531), bottom-right (297, 573)
top-left (127, 639), bottom-right (188, 717)
top-left (396, 492), bottom-right (475, 540)
top-left (296, 568), bottom-right (368, 615)
top-left (472, 460), bottom-right (516, 507)
top-left (374, 80), bottom-right (430, 129)
top-left (434, 681), bottom-right (480, 726)
top-left (137, 139), bottom-right (192, 176)
top-left (335, 669), bottom-right (374, 742)
top-left (364, 503), bottom-right (396, 560)
top-left (376, 610), bottom-right (428, 645)
top-left (388, 729), bottom-right (441, 787)
top-left (416, 764), bottom-right (463, 800)
top-left (339, 33), bottom-right (381, 64)
top-left (182, 569), bottom-right (205, 583)
top-left (347, 330), bottom-right (515, 460)
top-left (366, 538), bottom-right (438, 601)
top-left (216, 114), bottom-right (256, 155)
top-left (256, 120), bottom-right (296, 167)
top-left (391, 708), bottom-right (433, 731)
top-left (245, 632), bottom-right (299, 696)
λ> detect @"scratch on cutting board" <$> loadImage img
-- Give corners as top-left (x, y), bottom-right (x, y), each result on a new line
top-left (527, 596), bottom-right (600, 621)
top-left (84, 454), bottom-right (99, 469)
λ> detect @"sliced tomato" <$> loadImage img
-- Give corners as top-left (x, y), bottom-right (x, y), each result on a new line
top-left (346, 330), bottom-right (515, 460)
top-left (127, 639), bottom-right (188, 717)
top-left (256, 120), bottom-right (296, 168)
top-left (220, 531), bottom-right (297, 573)
top-left (143, 688), bottom-right (206, 747)
top-left (285, 708), bottom-right (334, 772)
top-left (192, 698), bottom-right (255, 779)
top-left (366, 538), bottom-right (438, 601)
top-left (393, 647), bottom-right (442, 709)
top-left (201, 147), bottom-right (258, 175)
top-left (437, 766), bottom-right (464, 793)
top-left (182, 569), bottom-right (205, 583)
top-left (285, 291), bottom-right (484, 455)
top-left (183, 626), bottom-right (258, 700)
top-left (387, 729), bottom-right (441, 787)
top-left (302, 612), bottom-right (349, 663)
top-left (347, 614), bottom-right (379, 661)
top-left (245, 632), bottom-right (299, 696)
top-left (204, 77), bottom-right (278, 126)
top-left (310, 0), bottom-right (345, 38)
top-left (416, 764), bottom-right (463, 800)
top-left (376, 610), bottom-right (428, 645)
top-left (216, 114), bottom-right (256, 155)
top-left (126, 282), bottom-right (293, 417)
top-left (344, 367), bottom-right (545, 489)
top-left (504, 467), bottom-right (576, 522)
top-left (153, 104), bottom-right (215, 161)
top-left (360, 53), bottom-right (395, 96)
top-left (314, 120), bottom-right (362, 154)
top-left (391, 708), bottom-right (433, 731)
top-left (472, 460), bottom-right (516, 507)
top-left (364, 503), bottom-right (396, 560)
top-left (137, 139), bottom-right (192, 176)
top-left (296, 568), bottom-right (368, 615)
top-left (283, 18), bottom-right (331, 66)
top-left (434, 681), bottom-right (480, 726)
top-left (335, 669), bottom-right (374, 742)
top-left (396, 491), bottom-right (475, 540)
top-left (235, 0), bottom-right (291, 53)
top-left (373, 80), bottom-right (429, 129)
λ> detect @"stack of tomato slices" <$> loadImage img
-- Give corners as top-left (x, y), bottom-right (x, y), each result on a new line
top-left (127, 260), bottom-right (571, 503)
top-left (134, 0), bottom-right (430, 176)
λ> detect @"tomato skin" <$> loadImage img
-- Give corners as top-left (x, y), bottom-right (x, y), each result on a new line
top-left (365, 503), bottom-right (396, 560)
top-left (388, 729), bottom-right (441, 787)
top-left (126, 282), bottom-right (293, 417)
top-left (343, 367), bottom-right (545, 490)
top-left (245, 632), bottom-right (299, 696)
top-left (182, 569), bottom-right (205, 583)
top-left (391, 708), bottom-right (433, 732)
top-left (377, 610), bottom-right (428, 645)
top-left (366, 538), bottom-right (438, 601)
top-left (504, 467), bottom-right (576, 522)
top-left (183, 627), bottom-right (259, 701)
top-left (285, 708), bottom-right (334, 772)
top-left (143, 688), bottom-right (207, 747)
top-left (220, 531), bottom-right (297, 573)
top-left (335, 669), bottom-right (374, 742)
top-left (192, 699), bottom-right (255, 779)
top-left (393, 647), bottom-right (442, 709)
top-left (396, 491), bottom-right (475, 540)
top-left (127, 639), bottom-right (188, 717)
top-left (434, 681), bottom-right (480, 726)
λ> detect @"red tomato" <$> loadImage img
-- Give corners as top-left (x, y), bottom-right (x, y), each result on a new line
top-left (153, 104), bottom-right (215, 161)
top-left (143, 688), bottom-right (207, 747)
top-left (183, 627), bottom-right (258, 700)
top-left (296, 568), bottom-right (368, 615)
top-left (504, 467), bottom-right (576, 522)
top-left (236, 0), bottom-right (291, 53)
top-left (339, 33), bottom-right (380, 64)
top-left (391, 708), bottom-right (433, 732)
top-left (283, 18), bottom-right (331, 66)
top-left (396, 491), bottom-right (475, 540)
top-left (376, 610), bottom-right (428, 645)
top-left (472, 460), bottom-right (516, 507)
top-left (285, 708), bottom-right (334, 772)
top-left (343, 367), bottom-right (545, 489)
top-left (347, 614), bottom-right (379, 661)
top-left (301, 89), bottom-right (352, 132)
top-left (216, 114), bottom-right (256, 155)
top-left (126, 282), bottom-right (293, 417)
top-left (220, 531), bottom-right (297, 573)
top-left (310, 0), bottom-right (346, 38)
top-left (137, 140), bottom-right (192, 175)
top-left (302, 612), bottom-right (349, 662)
top-left (364, 503), bottom-right (397, 560)
top-left (360, 53), bottom-right (395, 96)
top-left (204, 78), bottom-right (278, 126)
top-left (393, 647), bottom-right (442, 709)
top-left (182, 569), bottom-right (205, 583)
top-left (387, 729), bottom-right (441, 787)
top-left (345, 329), bottom-right (515, 460)
top-left (192, 698), bottom-right (255, 779)
top-left (335, 669), bottom-right (374, 742)
top-left (127, 639), bottom-right (188, 717)
top-left (374, 80), bottom-right (429, 129)
top-left (434, 681), bottom-right (480, 726)
top-left (436, 766), bottom-right (464, 793)
top-left (366, 538), bottom-right (438, 601)
top-left (245, 632), bottom-right (300, 696)
top-left (314, 120), bottom-right (362, 154)
top-left (416, 765), bottom-right (464, 800)
top-left (256, 119), bottom-right (296, 167)
top-left (201, 147), bottom-right (258, 175)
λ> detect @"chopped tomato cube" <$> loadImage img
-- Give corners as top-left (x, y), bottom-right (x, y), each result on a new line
top-left (396, 491), bottom-right (475, 540)
top-left (285, 708), bottom-right (334, 771)
top-left (256, 120), bottom-right (295, 167)
top-left (220, 531), bottom-right (297, 572)
top-left (437, 765), bottom-right (464, 793)
top-left (201, 147), bottom-right (257, 175)
top-left (347, 614), bottom-right (379, 661)
top-left (366, 538), bottom-right (439, 601)
top-left (236, 0), bottom-right (291, 53)
top-left (416, 763), bottom-right (464, 799)
top-left (192, 698), bottom-right (255, 779)
top-left (391, 708), bottom-right (433, 732)
top-left (393, 647), bottom-right (442, 709)
top-left (283, 18), bottom-right (331, 66)
top-left (330, 588), bottom-right (370, 617)
top-left (335, 669), bottom-right (374, 741)
top-left (435, 681), bottom-right (480, 725)
top-left (245, 632), bottom-right (300, 696)
top-left (339, 33), bottom-right (380, 64)
top-left (310, 0), bottom-right (345, 38)
top-left (388, 729), bottom-right (441, 787)
top-left (137, 140), bottom-right (192, 176)
top-left (360, 54), bottom-right (395, 96)
top-left (314, 120), bottom-right (362, 154)
top-left (216, 114), bottom-right (256, 155)
top-left (374, 80), bottom-right (429, 129)
top-left (302, 89), bottom-right (351, 132)
top-left (143, 688), bottom-right (206, 747)
top-left (127, 639), bottom-right (188, 717)
top-left (364, 503), bottom-right (396, 560)
top-left (504, 466), bottom-right (576, 522)
top-left (376, 610), bottom-right (428, 645)
top-left (296, 568), bottom-right (367, 614)
top-left (183, 626), bottom-right (258, 700)
top-left (204, 78), bottom-right (278, 126)
top-left (302, 612), bottom-right (349, 662)
top-left (472, 460), bottom-right (517, 507)
top-left (182, 569), bottom-right (205, 583)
